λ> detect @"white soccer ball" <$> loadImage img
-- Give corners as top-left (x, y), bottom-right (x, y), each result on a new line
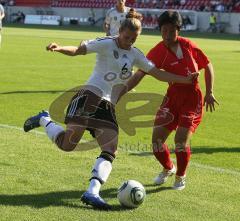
top-left (117, 180), bottom-right (146, 208)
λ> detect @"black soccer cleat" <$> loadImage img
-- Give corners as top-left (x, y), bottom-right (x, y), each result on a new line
top-left (23, 110), bottom-right (49, 132)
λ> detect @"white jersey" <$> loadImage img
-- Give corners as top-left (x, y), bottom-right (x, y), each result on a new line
top-left (0, 4), bottom-right (4, 29)
top-left (83, 37), bottom-right (155, 105)
top-left (105, 7), bottom-right (130, 36)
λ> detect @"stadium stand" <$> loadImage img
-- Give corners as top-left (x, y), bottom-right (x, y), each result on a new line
top-left (13, 0), bottom-right (240, 12)
top-left (15, 0), bottom-right (51, 7)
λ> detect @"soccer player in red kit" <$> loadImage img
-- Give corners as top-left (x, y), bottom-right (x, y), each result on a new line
top-left (125, 10), bottom-right (218, 190)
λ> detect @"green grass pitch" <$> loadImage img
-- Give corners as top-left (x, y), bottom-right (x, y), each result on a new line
top-left (0, 25), bottom-right (239, 221)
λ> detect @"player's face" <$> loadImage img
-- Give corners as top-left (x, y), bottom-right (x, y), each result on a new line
top-left (117, 0), bottom-right (126, 5)
top-left (118, 28), bottom-right (139, 50)
top-left (161, 23), bottom-right (179, 46)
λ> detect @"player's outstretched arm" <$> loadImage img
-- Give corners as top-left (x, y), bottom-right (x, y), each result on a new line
top-left (204, 62), bottom-right (219, 112)
top-left (147, 67), bottom-right (198, 84)
top-left (126, 70), bottom-right (145, 92)
top-left (46, 42), bottom-right (87, 56)
top-left (116, 70), bottom-right (145, 103)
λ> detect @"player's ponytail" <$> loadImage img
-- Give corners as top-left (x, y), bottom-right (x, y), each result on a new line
top-left (119, 8), bottom-right (142, 33)
top-left (126, 8), bottom-right (143, 21)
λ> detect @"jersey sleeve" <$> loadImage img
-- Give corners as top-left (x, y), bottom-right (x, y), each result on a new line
top-left (190, 41), bottom-right (210, 70)
top-left (134, 48), bottom-right (155, 72)
top-left (146, 44), bottom-right (162, 68)
top-left (83, 38), bottom-right (109, 54)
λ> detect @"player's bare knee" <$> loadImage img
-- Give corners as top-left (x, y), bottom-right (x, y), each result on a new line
top-left (55, 132), bottom-right (77, 152)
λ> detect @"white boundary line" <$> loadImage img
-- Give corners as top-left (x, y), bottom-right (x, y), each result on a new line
top-left (1, 123), bottom-right (240, 176)
top-left (0, 123), bottom-right (45, 135)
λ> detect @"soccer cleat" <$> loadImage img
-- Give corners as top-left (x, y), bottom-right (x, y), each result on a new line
top-left (173, 175), bottom-right (186, 190)
top-left (23, 110), bottom-right (49, 132)
top-left (81, 191), bottom-right (111, 210)
top-left (154, 165), bottom-right (176, 185)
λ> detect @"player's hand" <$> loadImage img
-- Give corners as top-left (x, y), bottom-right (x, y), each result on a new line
top-left (187, 72), bottom-right (199, 84)
top-left (204, 92), bottom-right (219, 112)
top-left (46, 43), bottom-right (61, 52)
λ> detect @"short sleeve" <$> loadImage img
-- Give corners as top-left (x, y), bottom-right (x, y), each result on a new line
top-left (190, 41), bottom-right (210, 70)
top-left (83, 38), bottom-right (110, 54)
top-left (146, 44), bottom-right (163, 68)
top-left (134, 48), bottom-right (155, 72)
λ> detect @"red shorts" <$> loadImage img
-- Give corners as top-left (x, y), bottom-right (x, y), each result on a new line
top-left (154, 85), bottom-right (203, 133)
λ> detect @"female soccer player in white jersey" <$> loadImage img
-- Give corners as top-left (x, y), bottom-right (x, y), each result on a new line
top-left (23, 9), bottom-right (197, 210)
top-left (104, 0), bottom-right (130, 36)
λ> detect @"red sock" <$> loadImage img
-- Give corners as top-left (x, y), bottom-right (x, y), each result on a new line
top-left (153, 143), bottom-right (173, 170)
top-left (175, 146), bottom-right (191, 176)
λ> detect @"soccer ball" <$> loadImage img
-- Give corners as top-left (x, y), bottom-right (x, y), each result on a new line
top-left (117, 180), bottom-right (146, 208)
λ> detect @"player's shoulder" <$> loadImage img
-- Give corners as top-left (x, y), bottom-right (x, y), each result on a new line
top-left (96, 36), bottom-right (116, 41)
top-left (178, 36), bottom-right (197, 48)
top-left (148, 41), bottom-right (165, 54)
top-left (85, 36), bottom-right (116, 47)
top-left (132, 46), bottom-right (145, 56)
top-left (106, 7), bottom-right (117, 16)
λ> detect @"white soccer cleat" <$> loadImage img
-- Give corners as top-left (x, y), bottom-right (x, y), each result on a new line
top-left (154, 165), bottom-right (176, 185)
top-left (173, 175), bottom-right (186, 190)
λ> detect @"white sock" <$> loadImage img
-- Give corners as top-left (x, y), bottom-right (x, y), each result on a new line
top-left (87, 179), bottom-right (101, 195)
top-left (39, 116), bottom-right (52, 127)
top-left (87, 157), bottom-right (113, 195)
top-left (40, 116), bottom-right (64, 142)
top-left (45, 122), bottom-right (64, 142)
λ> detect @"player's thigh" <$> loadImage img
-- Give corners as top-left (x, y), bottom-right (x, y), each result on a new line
top-left (95, 127), bottom-right (118, 155)
top-left (62, 122), bottom-right (86, 148)
top-left (178, 88), bottom-right (203, 133)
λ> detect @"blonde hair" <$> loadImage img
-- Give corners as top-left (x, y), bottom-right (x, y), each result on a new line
top-left (119, 8), bottom-right (142, 33)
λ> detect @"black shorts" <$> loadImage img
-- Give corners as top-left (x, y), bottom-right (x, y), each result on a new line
top-left (65, 89), bottom-right (118, 138)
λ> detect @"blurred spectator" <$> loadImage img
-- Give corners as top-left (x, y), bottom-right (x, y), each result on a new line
top-left (174, 0), bottom-right (180, 6)
top-left (180, 0), bottom-right (186, 5)
top-left (88, 8), bottom-right (96, 26)
top-left (13, 11), bottom-right (25, 23)
top-left (104, 0), bottom-right (130, 36)
top-left (0, 0), bottom-right (6, 6)
top-left (8, 0), bottom-right (14, 6)
top-left (207, 13), bottom-right (217, 33)
top-left (182, 14), bottom-right (192, 29)
top-left (215, 0), bottom-right (225, 12)
top-left (199, 4), bottom-right (205, 11)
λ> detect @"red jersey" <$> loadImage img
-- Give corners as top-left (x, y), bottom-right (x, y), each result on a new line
top-left (148, 37), bottom-right (209, 132)
top-left (146, 36), bottom-right (209, 88)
